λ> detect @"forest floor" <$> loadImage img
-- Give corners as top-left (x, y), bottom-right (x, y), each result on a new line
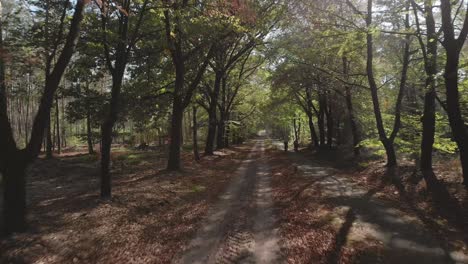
top-left (1, 138), bottom-right (468, 264)
top-left (268, 142), bottom-right (468, 264)
top-left (0, 143), bottom-right (253, 263)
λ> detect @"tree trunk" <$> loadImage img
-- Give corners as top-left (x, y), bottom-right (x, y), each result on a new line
top-left (100, 71), bottom-right (124, 199)
top-left (305, 88), bottom-right (319, 148)
top-left (438, 0), bottom-right (468, 187)
top-left (343, 57), bottom-right (360, 155)
top-left (55, 96), bottom-right (61, 154)
top-left (192, 106), bottom-right (200, 161)
top-left (420, 86), bottom-right (436, 172)
top-left (217, 113), bottom-right (225, 150)
top-left (460, 145), bottom-right (468, 187)
top-left (336, 118), bottom-right (342, 146)
top-left (205, 72), bottom-right (222, 155)
top-left (24, 76), bottom-right (31, 148)
top-left (167, 96), bottom-right (184, 170)
top-left (218, 75), bottom-right (228, 150)
top-left (366, 0), bottom-right (397, 167)
top-left (2, 154), bottom-right (27, 235)
top-left (318, 93), bottom-right (326, 147)
top-left (86, 111), bottom-right (94, 154)
top-left (224, 112), bottom-right (230, 148)
top-left (445, 50), bottom-right (468, 187)
top-left (307, 112), bottom-right (319, 147)
top-left (326, 97), bottom-right (333, 149)
top-left (100, 120), bottom-right (112, 199)
top-left (46, 114), bottom-right (53, 158)
top-left (293, 118), bottom-right (299, 152)
top-left (61, 95), bottom-right (66, 148)
top-left (383, 140), bottom-right (397, 167)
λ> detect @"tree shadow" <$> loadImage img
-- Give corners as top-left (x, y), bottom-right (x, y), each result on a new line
top-left (385, 167), bottom-right (461, 262)
top-left (322, 167), bottom-right (462, 264)
top-left (422, 171), bottom-right (467, 230)
top-left (323, 177), bottom-right (388, 264)
top-left (326, 208), bottom-right (356, 264)
top-left (389, 168), bottom-right (467, 243)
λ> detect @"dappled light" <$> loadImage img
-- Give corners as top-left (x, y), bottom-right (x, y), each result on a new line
top-left (1, 0), bottom-right (468, 263)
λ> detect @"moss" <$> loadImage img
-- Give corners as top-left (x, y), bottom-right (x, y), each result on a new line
top-left (71, 154), bottom-right (99, 163)
top-left (191, 185), bottom-right (206, 193)
top-left (114, 152), bottom-right (159, 166)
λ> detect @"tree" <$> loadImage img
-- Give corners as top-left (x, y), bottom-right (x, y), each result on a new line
top-left (360, 0), bottom-right (411, 167)
top-left (439, 0), bottom-right (468, 188)
top-left (410, 0), bottom-right (438, 180)
top-left (0, 0), bottom-right (86, 235)
top-left (65, 80), bottom-right (105, 154)
top-left (163, 0), bottom-right (221, 170)
top-left (204, 35), bottom-right (256, 154)
top-left (342, 56), bottom-right (360, 155)
top-left (98, 0), bottom-right (150, 199)
top-left (217, 49), bottom-right (263, 148)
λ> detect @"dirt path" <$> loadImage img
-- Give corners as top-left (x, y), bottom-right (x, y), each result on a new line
top-left (176, 139), bottom-right (283, 264)
top-left (286, 151), bottom-right (468, 264)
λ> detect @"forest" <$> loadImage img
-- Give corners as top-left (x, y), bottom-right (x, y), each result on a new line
top-left (0, 0), bottom-right (468, 263)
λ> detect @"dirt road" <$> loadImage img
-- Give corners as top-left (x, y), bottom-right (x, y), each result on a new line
top-left (177, 140), bottom-right (468, 264)
top-left (176, 139), bottom-right (283, 264)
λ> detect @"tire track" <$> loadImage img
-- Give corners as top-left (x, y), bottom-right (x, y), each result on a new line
top-left (176, 139), bottom-right (283, 264)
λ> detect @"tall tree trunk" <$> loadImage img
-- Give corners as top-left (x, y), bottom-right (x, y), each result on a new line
top-left (366, 0), bottom-right (397, 167)
top-left (336, 118), bottom-right (342, 146)
top-left (342, 57), bottom-right (360, 156)
top-left (46, 114), bottom-right (53, 158)
top-left (293, 119), bottom-right (299, 152)
top-left (419, 29), bottom-right (437, 173)
top-left (61, 95), bottom-right (66, 148)
top-left (326, 95), bottom-right (333, 149)
top-left (99, 0), bottom-right (143, 198)
top-left (0, 0), bottom-right (85, 235)
top-left (55, 96), bottom-right (61, 154)
top-left (217, 76), bottom-right (228, 150)
top-left (167, 59), bottom-right (185, 171)
top-left (167, 95), bottom-right (184, 170)
top-left (444, 50), bottom-right (468, 187)
top-left (100, 74), bottom-right (124, 198)
top-left (420, 88), bottom-right (436, 172)
top-left (318, 93), bottom-right (326, 147)
top-left (412, 2), bottom-right (434, 172)
top-left (2, 153), bottom-right (27, 234)
top-left (439, 0), bottom-right (468, 187)
top-left (86, 111), bottom-right (94, 154)
top-left (100, 71), bottom-right (124, 199)
top-left (382, 141), bottom-right (397, 166)
top-left (164, 2), bottom-right (212, 169)
top-left (460, 146), bottom-right (468, 187)
top-left (224, 112), bottom-right (230, 148)
top-left (100, 121), bottom-right (112, 199)
top-left (24, 75), bottom-right (31, 147)
top-left (192, 106), bottom-right (200, 161)
top-left (307, 112), bottom-right (319, 147)
top-left (217, 114), bottom-right (225, 149)
top-left (305, 88), bottom-right (319, 148)
top-left (205, 72), bottom-right (222, 155)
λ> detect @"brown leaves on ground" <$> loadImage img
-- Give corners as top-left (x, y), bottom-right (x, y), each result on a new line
top-left (0, 145), bottom-right (252, 264)
top-left (350, 159), bottom-right (468, 254)
top-left (266, 150), bottom-right (337, 264)
top-left (266, 147), bottom-right (468, 263)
